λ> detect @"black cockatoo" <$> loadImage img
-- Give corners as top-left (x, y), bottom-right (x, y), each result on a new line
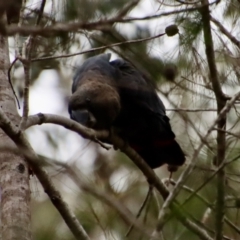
top-left (69, 53), bottom-right (185, 169)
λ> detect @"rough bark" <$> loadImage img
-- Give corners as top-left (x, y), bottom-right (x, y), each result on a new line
top-left (0, 33), bottom-right (32, 239)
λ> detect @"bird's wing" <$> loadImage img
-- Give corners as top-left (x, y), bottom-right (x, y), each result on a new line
top-left (110, 58), bottom-right (174, 137)
top-left (110, 58), bottom-right (185, 169)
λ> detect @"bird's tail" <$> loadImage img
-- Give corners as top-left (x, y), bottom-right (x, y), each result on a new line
top-left (161, 139), bottom-right (185, 167)
top-left (130, 139), bottom-right (185, 169)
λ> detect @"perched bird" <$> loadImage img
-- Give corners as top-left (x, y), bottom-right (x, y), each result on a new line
top-left (69, 53), bottom-right (185, 169)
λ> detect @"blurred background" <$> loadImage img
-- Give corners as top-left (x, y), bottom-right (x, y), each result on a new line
top-left (8, 0), bottom-right (240, 239)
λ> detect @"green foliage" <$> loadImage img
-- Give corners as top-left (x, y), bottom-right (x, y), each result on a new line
top-left (62, 0), bottom-right (129, 21)
top-left (177, 11), bottom-right (203, 50)
top-left (223, 0), bottom-right (240, 19)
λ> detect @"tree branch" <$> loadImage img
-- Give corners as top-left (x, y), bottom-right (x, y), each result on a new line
top-left (57, 161), bottom-right (154, 238)
top-left (211, 16), bottom-right (240, 50)
top-left (152, 91), bottom-right (240, 235)
top-left (0, 144), bottom-right (154, 239)
top-left (164, 178), bottom-right (240, 236)
top-left (153, 152), bottom-right (240, 238)
top-left (31, 32), bottom-right (165, 62)
top-left (0, 3), bottom-right (215, 37)
top-left (24, 113), bottom-right (213, 240)
top-left (0, 109), bottom-right (90, 240)
top-left (166, 108), bottom-right (217, 112)
top-left (25, 112), bottom-right (109, 140)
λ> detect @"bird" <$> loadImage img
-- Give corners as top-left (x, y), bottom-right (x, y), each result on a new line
top-left (69, 53), bottom-right (185, 170)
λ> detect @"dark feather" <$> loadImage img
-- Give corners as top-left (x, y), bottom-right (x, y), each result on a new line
top-left (69, 54), bottom-right (185, 169)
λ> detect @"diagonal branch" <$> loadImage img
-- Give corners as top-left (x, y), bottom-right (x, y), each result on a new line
top-left (165, 178), bottom-right (240, 236)
top-left (25, 114), bottom-right (170, 197)
top-left (211, 16), bottom-right (240, 50)
top-left (166, 108), bottom-right (217, 112)
top-left (23, 113), bottom-right (213, 240)
top-left (0, 143), bottom-right (154, 239)
top-left (57, 161), bottom-right (153, 238)
top-left (25, 113), bottom-right (109, 140)
top-left (0, 109), bottom-right (90, 240)
top-left (114, 0), bottom-right (140, 19)
top-left (31, 32), bottom-right (165, 62)
top-left (152, 91), bottom-right (240, 235)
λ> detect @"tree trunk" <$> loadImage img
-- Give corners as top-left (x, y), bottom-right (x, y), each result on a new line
top-left (0, 31), bottom-right (32, 239)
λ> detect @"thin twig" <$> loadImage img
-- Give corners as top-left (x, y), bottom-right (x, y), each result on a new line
top-left (63, 164), bottom-right (154, 238)
top-left (35, 0), bottom-right (47, 25)
top-left (93, 136), bottom-right (111, 150)
top-left (10, 0), bottom-right (27, 110)
top-left (125, 185), bottom-right (153, 237)
top-left (7, 57), bottom-right (20, 109)
top-left (180, 153), bottom-right (240, 212)
top-left (31, 32), bottom-right (165, 62)
top-left (164, 178), bottom-right (240, 236)
top-left (181, 75), bottom-right (212, 91)
top-left (213, 128), bottom-right (240, 139)
top-left (152, 91), bottom-right (240, 235)
top-left (20, 0), bottom-right (47, 130)
top-left (115, 0), bottom-right (140, 19)
top-left (24, 113), bottom-right (213, 240)
top-left (166, 108), bottom-right (217, 112)
top-left (211, 16), bottom-right (240, 50)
